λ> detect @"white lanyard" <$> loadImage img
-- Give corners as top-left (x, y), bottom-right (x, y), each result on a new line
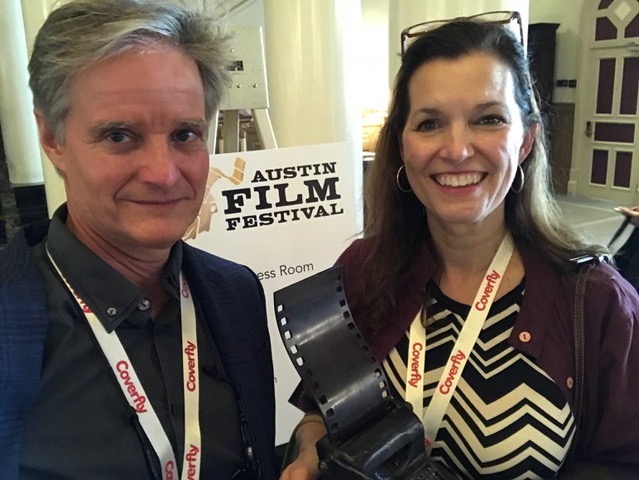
top-left (404, 234), bottom-right (514, 451)
top-left (47, 247), bottom-right (201, 480)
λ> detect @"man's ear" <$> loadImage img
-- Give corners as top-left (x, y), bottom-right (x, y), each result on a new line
top-left (518, 122), bottom-right (537, 164)
top-left (34, 109), bottom-right (66, 172)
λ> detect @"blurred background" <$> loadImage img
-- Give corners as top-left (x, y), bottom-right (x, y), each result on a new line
top-left (0, 0), bottom-right (636, 249)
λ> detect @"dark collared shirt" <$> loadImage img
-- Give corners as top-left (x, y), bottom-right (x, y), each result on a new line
top-left (19, 207), bottom-right (245, 479)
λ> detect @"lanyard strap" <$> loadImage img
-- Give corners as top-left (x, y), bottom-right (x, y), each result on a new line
top-left (179, 275), bottom-right (202, 480)
top-left (404, 234), bottom-right (514, 449)
top-left (47, 247), bottom-right (201, 480)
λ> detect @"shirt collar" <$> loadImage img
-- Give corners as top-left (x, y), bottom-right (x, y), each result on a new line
top-left (46, 204), bottom-right (183, 332)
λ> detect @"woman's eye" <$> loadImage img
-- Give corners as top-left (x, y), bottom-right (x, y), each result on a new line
top-left (478, 115), bottom-right (506, 126)
top-left (416, 119), bottom-right (439, 131)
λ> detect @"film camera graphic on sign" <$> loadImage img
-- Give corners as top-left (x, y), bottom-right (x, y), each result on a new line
top-left (184, 155), bottom-right (346, 241)
top-left (183, 157), bottom-right (247, 241)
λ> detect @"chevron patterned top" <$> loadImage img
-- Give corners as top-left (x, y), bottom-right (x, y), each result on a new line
top-left (382, 281), bottom-right (575, 480)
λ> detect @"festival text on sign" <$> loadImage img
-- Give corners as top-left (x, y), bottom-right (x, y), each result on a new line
top-left (221, 161), bottom-right (344, 231)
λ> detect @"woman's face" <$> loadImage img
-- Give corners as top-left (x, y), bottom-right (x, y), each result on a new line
top-left (401, 52), bottom-right (535, 231)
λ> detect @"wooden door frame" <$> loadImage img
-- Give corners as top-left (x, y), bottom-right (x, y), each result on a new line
top-left (570, 1), bottom-right (596, 197)
top-left (570, 0), bottom-right (639, 203)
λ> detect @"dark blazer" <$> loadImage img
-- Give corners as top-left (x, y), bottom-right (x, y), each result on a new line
top-left (0, 221), bottom-right (278, 480)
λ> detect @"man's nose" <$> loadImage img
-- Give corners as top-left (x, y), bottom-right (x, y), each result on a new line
top-left (138, 138), bottom-right (180, 186)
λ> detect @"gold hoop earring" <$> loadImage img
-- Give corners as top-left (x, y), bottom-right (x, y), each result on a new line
top-left (511, 165), bottom-right (524, 194)
top-left (396, 165), bottom-right (412, 193)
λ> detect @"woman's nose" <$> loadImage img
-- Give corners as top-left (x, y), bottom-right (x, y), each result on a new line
top-left (440, 124), bottom-right (474, 162)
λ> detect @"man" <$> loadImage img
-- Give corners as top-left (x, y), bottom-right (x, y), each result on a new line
top-left (615, 206), bottom-right (639, 227)
top-left (614, 206), bottom-right (639, 291)
top-left (0, 1), bottom-right (277, 478)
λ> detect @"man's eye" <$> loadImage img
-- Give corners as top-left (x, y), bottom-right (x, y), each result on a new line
top-left (174, 129), bottom-right (201, 142)
top-left (106, 131), bottom-right (132, 143)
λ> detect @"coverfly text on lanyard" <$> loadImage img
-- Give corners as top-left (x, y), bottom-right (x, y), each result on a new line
top-left (404, 233), bottom-right (514, 452)
top-left (47, 246), bottom-right (202, 480)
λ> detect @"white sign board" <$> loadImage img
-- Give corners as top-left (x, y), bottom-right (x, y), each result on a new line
top-left (186, 142), bottom-right (360, 444)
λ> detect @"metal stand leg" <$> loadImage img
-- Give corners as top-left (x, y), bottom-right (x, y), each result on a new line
top-left (252, 108), bottom-right (277, 150)
top-left (212, 108), bottom-right (277, 154)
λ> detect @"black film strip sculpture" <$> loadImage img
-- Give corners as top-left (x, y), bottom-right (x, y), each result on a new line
top-left (274, 266), bottom-right (458, 480)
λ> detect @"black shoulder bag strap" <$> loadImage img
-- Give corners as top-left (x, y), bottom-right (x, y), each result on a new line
top-left (567, 253), bottom-right (610, 463)
top-left (568, 261), bottom-right (592, 462)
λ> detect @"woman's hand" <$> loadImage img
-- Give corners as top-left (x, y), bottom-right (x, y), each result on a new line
top-left (279, 446), bottom-right (321, 480)
top-left (279, 417), bottom-right (327, 480)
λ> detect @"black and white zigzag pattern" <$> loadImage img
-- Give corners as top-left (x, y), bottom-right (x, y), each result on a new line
top-left (383, 282), bottom-right (574, 480)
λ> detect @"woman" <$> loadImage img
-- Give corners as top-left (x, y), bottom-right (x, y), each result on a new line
top-left (281, 17), bottom-right (639, 480)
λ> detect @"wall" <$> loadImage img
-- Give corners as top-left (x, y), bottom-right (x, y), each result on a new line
top-left (357, 1), bottom-right (587, 111)
top-left (361, 0), bottom-right (390, 113)
top-left (528, 0), bottom-right (586, 103)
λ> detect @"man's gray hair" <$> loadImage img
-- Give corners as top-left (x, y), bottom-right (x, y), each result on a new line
top-left (29, 0), bottom-right (231, 143)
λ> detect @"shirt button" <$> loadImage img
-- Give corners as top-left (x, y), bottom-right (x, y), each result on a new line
top-left (138, 298), bottom-right (151, 311)
top-left (567, 377), bottom-right (574, 389)
top-left (519, 331), bottom-right (531, 342)
top-left (106, 307), bottom-right (118, 317)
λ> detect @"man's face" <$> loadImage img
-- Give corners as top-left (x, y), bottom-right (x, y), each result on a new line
top-left (40, 44), bottom-right (209, 252)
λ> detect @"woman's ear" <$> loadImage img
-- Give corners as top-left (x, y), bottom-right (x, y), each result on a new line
top-left (34, 109), bottom-right (66, 172)
top-left (518, 122), bottom-right (538, 164)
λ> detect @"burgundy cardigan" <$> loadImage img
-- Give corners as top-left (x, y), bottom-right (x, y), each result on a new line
top-left (334, 237), bottom-right (639, 467)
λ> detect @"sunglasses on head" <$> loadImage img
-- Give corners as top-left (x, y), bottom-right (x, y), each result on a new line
top-left (400, 10), bottom-right (524, 54)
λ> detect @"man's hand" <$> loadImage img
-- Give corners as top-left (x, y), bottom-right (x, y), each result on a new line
top-left (615, 206), bottom-right (639, 226)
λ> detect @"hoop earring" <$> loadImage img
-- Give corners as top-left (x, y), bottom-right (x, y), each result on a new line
top-left (510, 165), bottom-right (524, 194)
top-left (396, 165), bottom-right (412, 193)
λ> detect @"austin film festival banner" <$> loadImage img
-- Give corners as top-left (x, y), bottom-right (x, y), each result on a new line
top-left (185, 142), bottom-right (361, 443)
